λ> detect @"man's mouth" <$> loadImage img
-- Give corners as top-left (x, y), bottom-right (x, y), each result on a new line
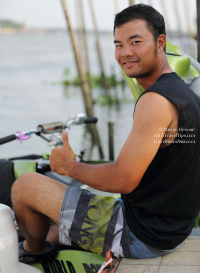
top-left (121, 60), bottom-right (139, 68)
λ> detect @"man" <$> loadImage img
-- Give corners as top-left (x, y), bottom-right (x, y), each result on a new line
top-left (12, 4), bottom-right (200, 262)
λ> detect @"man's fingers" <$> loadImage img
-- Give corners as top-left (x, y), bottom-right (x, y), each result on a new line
top-left (55, 146), bottom-right (62, 149)
top-left (62, 130), bottom-right (69, 147)
top-left (50, 146), bottom-right (62, 156)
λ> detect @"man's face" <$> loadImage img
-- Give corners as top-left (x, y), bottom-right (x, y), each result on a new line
top-left (114, 19), bottom-right (159, 78)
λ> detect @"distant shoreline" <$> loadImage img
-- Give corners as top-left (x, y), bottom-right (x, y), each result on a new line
top-left (0, 28), bottom-right (113, 35)
top-left (0, 27), bottom-right (197, 40)
top-left (0, 29), bottom-right (196, 39)
top-left (0, 28), bottom-right (18, 34)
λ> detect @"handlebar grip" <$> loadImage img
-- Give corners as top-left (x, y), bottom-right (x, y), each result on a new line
top-left (84, 117), bottom-right (98, 124)
top-left (0, 134), bottom-right (17, 145)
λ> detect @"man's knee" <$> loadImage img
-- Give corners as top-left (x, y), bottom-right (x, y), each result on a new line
top-left (11, 172), bottom-right (39, 206)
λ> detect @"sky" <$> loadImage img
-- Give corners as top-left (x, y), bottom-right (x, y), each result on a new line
top-left (0, 0), bottom-right (197, 33)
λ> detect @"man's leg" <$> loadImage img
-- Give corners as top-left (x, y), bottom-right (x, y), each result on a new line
top-left (11, 172), bottom-right (67, 253)
top-left (46, 224), bottom-right (70, 249)
top-left (46, 224), bottom-right (59, 246)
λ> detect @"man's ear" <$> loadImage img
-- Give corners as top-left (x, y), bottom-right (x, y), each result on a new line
top-left (157, 34), bottom-right (166, 53)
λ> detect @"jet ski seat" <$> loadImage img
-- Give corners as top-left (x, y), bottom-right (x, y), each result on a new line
top-left (189, 77), bottom-right (200, 97)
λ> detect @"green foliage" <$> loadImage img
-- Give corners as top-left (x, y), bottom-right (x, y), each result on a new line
top-left (194, 212), bottom-right (200, 228)
top-left (0, 19), bottom-right (24, 29)
top-left (96, 94), bottom-right (119, 106)
top-left (61, 67), bottom-right (126, 106)
top-left (123, 95), bottom-right (135, 103)
top-left (62, 68), bottom-right (124, 89)
top-left (91, 74), bottom-right (104, 88)
top-left (63, 68), bottom-right (70, 76)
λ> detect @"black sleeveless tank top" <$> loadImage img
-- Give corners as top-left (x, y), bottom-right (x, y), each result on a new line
top-left (122, 72), bottom-right (200, 250)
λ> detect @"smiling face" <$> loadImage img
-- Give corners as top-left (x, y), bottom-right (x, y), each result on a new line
top-left (114, 19), bottom-right (161, 79)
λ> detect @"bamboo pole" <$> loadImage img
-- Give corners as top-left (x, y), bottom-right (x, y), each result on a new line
top-left (114, 0), bottom-right (120, 14)
top-left (197, 0), bottom-right (200, 62)
top-left (61, 0), bottom-right (92, 116)
top-left (75, 0), bottom-right (92, 91)
top-left (185, 0), bottom-right (192, 37)
top-left (75, 0), bottom-right (82, 53)
top-left (183, 0), bottom-right (192, 56)
top-left (108, 122), bottom-right (114, 161)
top-left (129, 0), bottom-right (135, 6)
top-left (60, 0), bottom-right (104, 159)
top-left (148, 0), bottom-right (153, 6)
top-left (75, 0), bottom-right (83, 70)
top-left (173, 0), bottom-right (183, 48)
top-left (160, 0), bottom-right (171, 38)
top-left (88, 0), bottom-right (109, 95)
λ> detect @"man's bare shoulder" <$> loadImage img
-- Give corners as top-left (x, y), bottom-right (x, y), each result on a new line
top-left (134, 91), bottom-right (177, 126)
top-left (136, 91), bottom-right (173, 111)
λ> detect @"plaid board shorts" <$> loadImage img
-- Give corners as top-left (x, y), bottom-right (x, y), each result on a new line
top-left (59, 187), bottom-right (181, 258)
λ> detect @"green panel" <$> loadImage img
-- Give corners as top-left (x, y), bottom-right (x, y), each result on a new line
top-left (166, 55), bottom-right (200, 79)
top-left (42, 153), bottom-right (50, 160)
top-left (122, 70), bottom-right (143, 101)
top-left (167, 55), bottom-right (190, 76)
top-left (166, 40), bottom-right (183, 56)
top-left (194, 212), bottom-right (200, 228)
top-left (123, 43), bottom-right (200, 101)
top-left (31, 249), bottom-right (105, 273)
top-left (188, 64), bottom-right (200, 77)
top-left (14, 161), bottom-right (37, 179)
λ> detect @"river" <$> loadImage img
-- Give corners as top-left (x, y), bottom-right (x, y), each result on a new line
top-left (1, 32), bottom-right (200, 234)
top-left (0, 32), bottom-right (135, 160)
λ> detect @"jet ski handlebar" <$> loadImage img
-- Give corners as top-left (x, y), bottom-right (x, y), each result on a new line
top-left (0, 114), bottom-right (98, 146)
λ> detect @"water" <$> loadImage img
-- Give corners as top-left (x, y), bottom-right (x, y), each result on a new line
top-left (1, 33), bottom-right (200, 235)
top-left (0, 33), bottom-right (135, 160)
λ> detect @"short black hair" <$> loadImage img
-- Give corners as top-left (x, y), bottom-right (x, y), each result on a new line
top-left (114, 4), bottom-right (166, 52)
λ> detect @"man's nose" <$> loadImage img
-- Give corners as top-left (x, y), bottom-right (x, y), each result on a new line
top-left (121, 45), bottom-right (134, 58)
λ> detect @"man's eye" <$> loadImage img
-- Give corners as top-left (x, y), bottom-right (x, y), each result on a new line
top-left (115, 44), bottom-right (122, 48)
top-left (133, 41), bottom-right (140, 44)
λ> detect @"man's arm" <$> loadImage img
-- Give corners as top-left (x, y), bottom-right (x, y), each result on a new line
top-left (50, 92), bottom-right (173, 193)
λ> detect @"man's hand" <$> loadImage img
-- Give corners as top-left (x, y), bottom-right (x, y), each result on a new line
top-left (50, 131), bottom-right (76, 175)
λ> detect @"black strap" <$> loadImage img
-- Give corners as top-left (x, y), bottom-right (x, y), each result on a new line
top-left (0, 159), bottom-right (15, 207)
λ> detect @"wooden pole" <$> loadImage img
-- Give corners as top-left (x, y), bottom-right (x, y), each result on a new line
top-left (185, 0), bottom-right (192, 37)
top-left (183, 0), bottom-right (192, 55)
top-left (197, 0), bottom-right (200, 62)
top-left (61, 0), bottom-right (92, 116)
top-left (129, 0), bottom-right (135, 6)
top-left (114, 0), bottom-right (120, 14)
top-left (60, 0), bottom-right (104, 158)
top-left (75, 0), bottom-right (83, 56)
top-left (75, 0), bottom-right (83, 71)
top-left (173, 0), bottom-right (182, 47)
top-left (160, 0), bottom-right (171, 37)
top-left (108, 122), bottom-right (114, 161)
top-left (75, 0), bottom-right (92, 91)
top-left (88, 0), bottom-right (109, 95)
